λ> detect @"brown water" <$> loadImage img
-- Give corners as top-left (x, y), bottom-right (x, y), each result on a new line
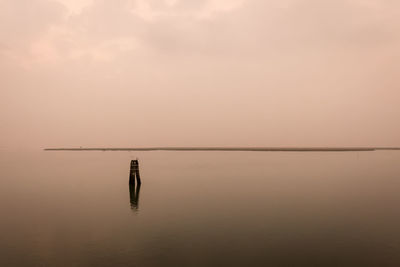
top-left (1, 150), bottom-right (400, 266)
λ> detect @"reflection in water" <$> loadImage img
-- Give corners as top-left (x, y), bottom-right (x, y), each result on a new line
top-left (129, 183), bottom-right (141, 210)
top-left (129, 160), bottom-right (141, 210)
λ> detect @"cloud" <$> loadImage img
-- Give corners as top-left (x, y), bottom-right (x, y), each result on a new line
top-left (57, 0), bottom-right (93, 14)
top-left (0, 0), bottom-right (66, 66)
top-left (2, 0), bottom-right (400, 67)
top-left (0, 0), bottom-right (66, 46)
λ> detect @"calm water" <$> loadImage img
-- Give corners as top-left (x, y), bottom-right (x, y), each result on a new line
top-left (1, 150), bottom-right (400, 266)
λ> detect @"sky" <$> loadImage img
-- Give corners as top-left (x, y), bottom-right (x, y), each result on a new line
top-left (1, 0), bottom-right (399, 149)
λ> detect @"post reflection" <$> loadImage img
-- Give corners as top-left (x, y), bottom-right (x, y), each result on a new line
top-left (129, 160), bottom-right (142, 211)
top-left (129, 183), bottom-right (141, 210)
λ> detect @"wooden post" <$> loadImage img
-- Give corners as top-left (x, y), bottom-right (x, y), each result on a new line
top-left (129, 160), bottom-right (135, 185)
top-left (129, 160), bottom-right (141, 185)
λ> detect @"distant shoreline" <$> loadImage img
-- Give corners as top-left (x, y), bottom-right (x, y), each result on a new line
top-left (43, 147), bottom-right (400, 152)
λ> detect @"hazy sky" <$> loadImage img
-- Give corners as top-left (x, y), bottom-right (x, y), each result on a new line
top-left (1, 0), bottom-right (399, 149)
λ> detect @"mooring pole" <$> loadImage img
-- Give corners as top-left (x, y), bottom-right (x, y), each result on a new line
top-left (129, 160), bottom-right (141, 185)
top-left (129, 160), bottom-right (135, 185)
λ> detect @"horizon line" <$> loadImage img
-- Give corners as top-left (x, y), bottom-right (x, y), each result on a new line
top-left (43, 147), bottom-right (400, 152)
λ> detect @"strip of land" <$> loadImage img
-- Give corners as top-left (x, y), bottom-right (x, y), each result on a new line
top-left (44, 147), bottom-right (400, 152)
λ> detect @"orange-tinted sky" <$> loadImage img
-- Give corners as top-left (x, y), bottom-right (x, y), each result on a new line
top-left (1, 0), bottom-right (399, 149)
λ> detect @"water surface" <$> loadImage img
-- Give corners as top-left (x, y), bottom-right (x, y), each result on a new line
top-left (1, 150), bottom-right (400, 266)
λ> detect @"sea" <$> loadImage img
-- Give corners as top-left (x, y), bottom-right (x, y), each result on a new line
top-left (1, 149), bottom-right (400, 266)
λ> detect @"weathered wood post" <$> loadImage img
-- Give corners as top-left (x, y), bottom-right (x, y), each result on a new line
top-left (129, 160), bottom-right (141, 185)
top-left (129, 160), bottom-right (135, 185)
